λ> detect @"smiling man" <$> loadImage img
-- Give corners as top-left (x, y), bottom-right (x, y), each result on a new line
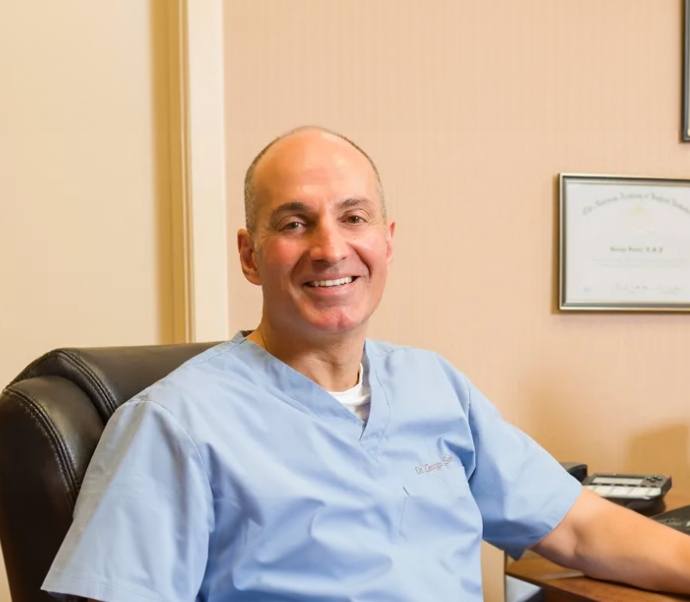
top-left (237, 128), bottom-right (394, 393)
top-left (43, 127), bottom-right (690, 601)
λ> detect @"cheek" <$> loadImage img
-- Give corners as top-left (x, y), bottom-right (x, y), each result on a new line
top-left (356, 238), bottom-right (392, 274)
top-left (257, 241), bottom-right (302, 278)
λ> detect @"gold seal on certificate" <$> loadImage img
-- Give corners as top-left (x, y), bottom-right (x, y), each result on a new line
top-left (559, 174), bottom-right (690, 311)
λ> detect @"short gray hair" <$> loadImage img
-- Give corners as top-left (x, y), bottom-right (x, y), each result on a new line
top-left (243, 126), bottom-right (386, 232)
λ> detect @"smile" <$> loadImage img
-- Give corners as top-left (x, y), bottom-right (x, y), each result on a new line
top-left (306, 276), bottom-right (356, 288)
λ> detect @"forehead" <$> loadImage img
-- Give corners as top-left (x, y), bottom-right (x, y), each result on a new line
top-left (251, 131), bottom-right (380, 210)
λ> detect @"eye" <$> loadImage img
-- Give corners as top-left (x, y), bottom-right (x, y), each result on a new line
top-left (344, 214), bottom-right (367, 224)
top-left (279, 220), bottom-right (306, 232)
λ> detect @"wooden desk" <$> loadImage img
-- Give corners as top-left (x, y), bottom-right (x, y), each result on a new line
top-left (505, 492), bottom-right (690, 601)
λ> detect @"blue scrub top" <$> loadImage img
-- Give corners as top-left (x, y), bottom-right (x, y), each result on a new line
top-left (43, 333), bottom-right (581, 601)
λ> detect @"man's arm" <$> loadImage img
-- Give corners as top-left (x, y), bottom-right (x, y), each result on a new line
top-left (533, 488), bottom-right (690, 593)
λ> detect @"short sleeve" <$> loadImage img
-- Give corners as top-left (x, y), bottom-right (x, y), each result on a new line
top-left (42, 399), bottom-right (214, 602)
top-left (461, 375), bottom-right (581, 559)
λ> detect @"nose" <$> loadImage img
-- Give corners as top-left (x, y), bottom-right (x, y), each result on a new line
top-left (308, 220), bottom-right (348, 264)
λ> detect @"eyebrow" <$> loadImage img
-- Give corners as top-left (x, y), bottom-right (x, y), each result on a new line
top-left (269, 201), bottom-right (309, 218)
top-left (339, 197), bottom-right (374, 210)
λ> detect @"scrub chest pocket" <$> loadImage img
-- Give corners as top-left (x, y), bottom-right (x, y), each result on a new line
top-left (399, 454), bottom-right (481, 542)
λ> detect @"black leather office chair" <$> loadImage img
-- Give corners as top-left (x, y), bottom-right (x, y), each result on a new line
top-left (0, 342), bottom-right (217, 602)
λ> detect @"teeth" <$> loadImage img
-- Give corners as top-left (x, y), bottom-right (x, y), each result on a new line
top-left (308, 276), bottom-right (354, 288)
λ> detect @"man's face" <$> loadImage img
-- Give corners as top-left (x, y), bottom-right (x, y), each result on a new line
top-left (238, 130), bottom-right (394, 341)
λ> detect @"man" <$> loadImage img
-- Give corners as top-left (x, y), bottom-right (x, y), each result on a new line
top-left (44, 127), bottom-right (690, 601)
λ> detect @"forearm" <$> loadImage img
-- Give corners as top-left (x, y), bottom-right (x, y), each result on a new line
top-left (573, 510), bottom-right (690, 592)
top-left (534, 489), bottom-right (690, 593)
top-left (576, 521), bottom-right (690, 594)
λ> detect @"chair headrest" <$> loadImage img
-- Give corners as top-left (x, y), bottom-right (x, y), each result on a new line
top-left (12, 342), bottom-right (218, 420)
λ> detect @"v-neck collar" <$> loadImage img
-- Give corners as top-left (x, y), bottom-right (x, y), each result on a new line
top-left (230, 332), bottom-right (391, 449)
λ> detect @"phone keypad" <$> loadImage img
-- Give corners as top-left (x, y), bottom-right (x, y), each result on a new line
top-left (584, 485), bottom-right (663, 499)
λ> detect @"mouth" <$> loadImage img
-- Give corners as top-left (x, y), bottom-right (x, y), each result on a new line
top-left (305, 276), bottom-right (358, 288)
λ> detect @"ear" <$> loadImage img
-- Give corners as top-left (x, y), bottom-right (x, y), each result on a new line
top-left (237, 229), bottom-right (262, 285)
top-left (385, 221), bottom-right (396, 264)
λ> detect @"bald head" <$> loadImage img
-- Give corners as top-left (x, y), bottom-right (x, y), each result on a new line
top-left (243, 126), bottom-right (385, 232)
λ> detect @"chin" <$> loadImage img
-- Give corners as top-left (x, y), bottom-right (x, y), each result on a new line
top-left (304, 312), bottom-right (369, 336)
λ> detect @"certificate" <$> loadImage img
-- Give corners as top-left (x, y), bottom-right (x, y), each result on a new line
top-left (559, 174), bottom-right (690, 311)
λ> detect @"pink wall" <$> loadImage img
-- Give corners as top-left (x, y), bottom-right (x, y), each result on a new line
top-left (224, 2), bottom-right (690, 599)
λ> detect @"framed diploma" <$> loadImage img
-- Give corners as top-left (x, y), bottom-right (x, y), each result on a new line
top-left (684, 0), bottom-right (690, 141)
top-left (559, 174), bottom-right (690, 311)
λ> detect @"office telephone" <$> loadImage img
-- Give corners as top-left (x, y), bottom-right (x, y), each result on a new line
top-left (583, 473), bottom-right (672, 513)
top-left (559, 462), bottom-right (588, 482)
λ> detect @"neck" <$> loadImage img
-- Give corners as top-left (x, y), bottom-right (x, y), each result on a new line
top-left (247, 322), bottom-right (365, 391)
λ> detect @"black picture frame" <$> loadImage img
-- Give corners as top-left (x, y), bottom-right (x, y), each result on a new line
top-left (680, 0), bottom-right (690, 142)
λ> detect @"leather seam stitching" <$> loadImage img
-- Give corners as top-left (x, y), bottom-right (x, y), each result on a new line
top-left (56, 350), bottom-right (117, 415)
top-left (4, 388), bottom-right (79, 505)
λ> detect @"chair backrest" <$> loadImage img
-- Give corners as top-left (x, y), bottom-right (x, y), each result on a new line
top-left (0, 342), bottom-right (217, 602)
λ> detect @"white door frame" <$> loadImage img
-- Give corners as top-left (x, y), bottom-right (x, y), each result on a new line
top-left (168, 0), bottom-right (228, 342)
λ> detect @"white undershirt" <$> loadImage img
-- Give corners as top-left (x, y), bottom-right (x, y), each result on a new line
top-left (327, 362), bottom-right (371, 421)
